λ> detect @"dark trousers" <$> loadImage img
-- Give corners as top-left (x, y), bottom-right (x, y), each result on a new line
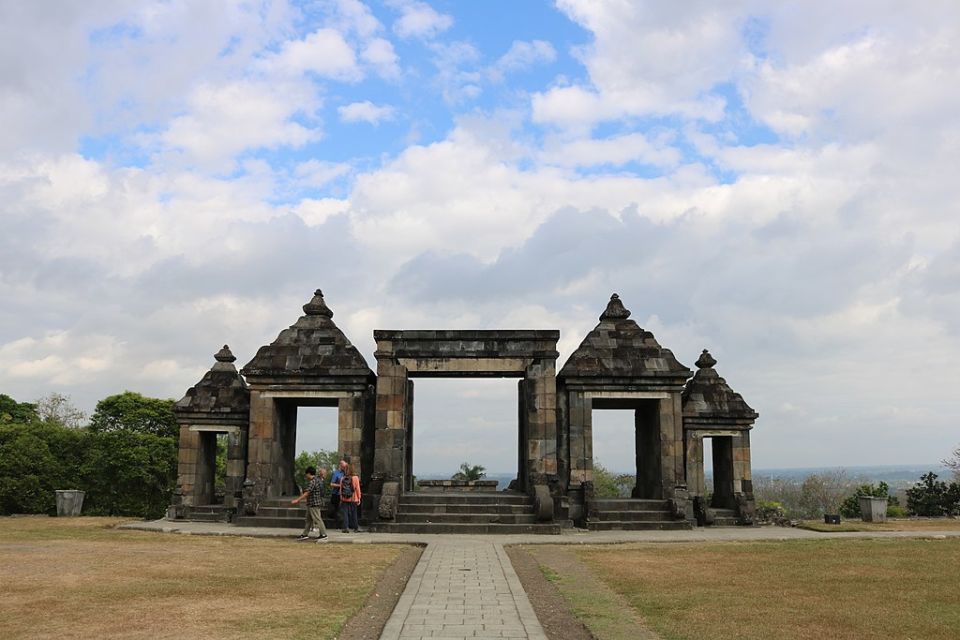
top-left (341, 501), bottom-right (359, 531)
top-left (330, 494), bottom-right (340, 517)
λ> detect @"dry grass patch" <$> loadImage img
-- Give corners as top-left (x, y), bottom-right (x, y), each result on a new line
top-left (798, 517), bottom-right (960, 532)
top-left (574, 537), bottom-right (960, 640)
top-left (0, 516), bottom-right (406, 640)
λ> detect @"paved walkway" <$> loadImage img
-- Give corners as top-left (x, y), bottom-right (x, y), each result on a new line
top-left (380, 540), bottom-right (545, 640)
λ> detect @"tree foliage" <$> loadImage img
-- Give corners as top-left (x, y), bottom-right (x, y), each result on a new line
top-left (34, 392), bottom-right (86, 428)
top-left (0, 393), bottom-right (38, 424)
top-left (293, 450), bottom-right (340, 491)
top-left (906, 472), bottom-right (960, 517)
top-left (88, 391), bottom-right (177, 438)
top-left (944, 444), bottom-right (960, 483)
top-left (0, 392), bottom-right (177, 519)
top-left (452, 462), bottom-right (486, 481)
top-left (839, 481), bottom-right (895, 519)
top-left (592, 460), bottom-right (634, 498)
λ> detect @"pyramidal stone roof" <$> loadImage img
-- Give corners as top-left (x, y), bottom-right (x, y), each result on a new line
top-left (241, 289), bottom-right (373, 382)
top-left (559, 294), bottom-right (691, 381)
top-left (174, 345), bottom-right (250, 426)
top-left (682, 350), bottom-right (758, 426)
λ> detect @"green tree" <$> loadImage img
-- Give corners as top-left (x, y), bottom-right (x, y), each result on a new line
top-left (944, 444), bottom-right (960, 483)
top-left (294, 450), bottom-right (340, 491)
top-left (35, 392), bottom-right (86, 428)
top-left (0, 420), bottom-right (87, 515)
top-left (592, 460), bottom-right (634, 498)
top-left (80, 430), bottom-right (177, 519)
top-left (88, 391), bottom-right (177, 439)
top-left (452, 462), bottom-right (486, 481)
top-left (0, 393), bottom-right (38, 424)
top-left (906, 472), bottom-right (960, 517)
top-left (839, 481), bottom-right (893, 519)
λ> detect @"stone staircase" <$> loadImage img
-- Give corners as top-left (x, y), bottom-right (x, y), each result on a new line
top-left (587, 498), bottom-right (692, 531)
top-left (710, 507), bottom-right (739, 527)
top-left (233, 497), bottom-right (340, 529)
top-left (373, 491), bottom-right (563, 534)
top-left (183, 505), bottom-right (231, 523)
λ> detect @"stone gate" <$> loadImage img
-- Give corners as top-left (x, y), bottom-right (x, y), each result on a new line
top-left (169, 289), bottom-right (759, 531)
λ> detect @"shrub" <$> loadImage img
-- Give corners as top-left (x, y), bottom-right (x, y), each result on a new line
top-left (886, 504), bottom-right (907, 518)
top-left (755, 500), bottom-right (787, 524)
top-left (839, 482), bottom-right (891, 519)
top-left (905, 472), bottom-right (960, 516)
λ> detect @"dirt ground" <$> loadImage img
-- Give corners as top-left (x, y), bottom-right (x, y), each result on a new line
top-left (338, 544), bottom-right (423, 640)
top-left (0, 516), bottom-right (416, 640)
top-left (505, 546), bottom-right (594, 640)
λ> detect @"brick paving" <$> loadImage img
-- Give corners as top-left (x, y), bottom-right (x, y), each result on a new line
top-left (379, 540), bottom-right (546, 640)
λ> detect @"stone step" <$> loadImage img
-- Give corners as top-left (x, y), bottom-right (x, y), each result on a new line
top-left (710, 517), bottom-right (740, 527)
top-left (396, 513), bottom-right (539, 525)
top-left (398, 503), bottom-right (534, 515)
top-left (591, 510), bottom-right (674, 522)
top-left (371, 522), bottom-right (562, 535)
top-left (258, 497), bottom-right (330, 508)
top-left (590, 499), bottom-right (670, 511)
top-left (587, 520), bottom-right (692, 531)
top-left (184, 511), bottom-right (230, 523)
top-left (399, 492), bottom-right (530, 506)
top-left (255, 506), bottom-right (308, 518)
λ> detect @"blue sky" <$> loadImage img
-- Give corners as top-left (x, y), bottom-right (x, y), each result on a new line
top-left (1, 1), bottom-right (959, 474)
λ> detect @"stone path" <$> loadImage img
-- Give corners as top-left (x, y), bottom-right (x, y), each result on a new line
top-left (380, 540), bottom-right (546, 640)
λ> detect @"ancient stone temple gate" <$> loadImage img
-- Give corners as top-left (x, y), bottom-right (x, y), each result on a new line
top-left (170, 289), bottom-right (759, 532)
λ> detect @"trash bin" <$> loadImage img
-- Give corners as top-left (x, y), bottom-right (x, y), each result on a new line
top-left (55, 490), bottom-right (85, 517)
top-left (859, 496), bottom-right (887, 523)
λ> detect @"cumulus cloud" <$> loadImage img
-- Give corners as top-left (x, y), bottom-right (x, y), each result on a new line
top-left (338, 100), bottom-right (396, 124)
top-left (388, 0), bottom-right (453, 40)
top-left (2, 2), bottom-right (960, 470)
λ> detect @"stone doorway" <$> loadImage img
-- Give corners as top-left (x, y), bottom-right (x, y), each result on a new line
top-left (686, 431), bottom-right (740, 510)
top-left (407, 378), bottom-right (517, 489)
top-left (588, 397), bottom-right (670, 499)
top-left (371, 330), bottom-right (560, 500)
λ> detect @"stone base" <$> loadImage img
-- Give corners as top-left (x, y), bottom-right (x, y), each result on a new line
top-left (417, 479), bottom-right (500, 492)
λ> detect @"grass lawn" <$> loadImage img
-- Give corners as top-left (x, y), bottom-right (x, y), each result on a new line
top-left (798, 517), bottom-right (960, 532)
top-left (0, 516), bottom-right (406, 640)
top-left (570, 537), bottom-right (960, 640)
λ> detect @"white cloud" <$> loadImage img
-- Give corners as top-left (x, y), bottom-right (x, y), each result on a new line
top-left (488, 40), bottom-right (556, 81)
top-left (338, 100), bottom-right (396, 124)
top-left (539, 132), bottom-right (681, 169)
top-left (259, 27), bottom-right (361, 80)
top-left (388, 0), bottom-right (453, 40)
top-left (159, 80), bottom-right (321, 171)
top-left (361, 37), bottom-right (401, 79)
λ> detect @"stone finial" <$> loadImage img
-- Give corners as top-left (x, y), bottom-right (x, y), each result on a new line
top-left (696, 349), bottom-right (717, 369)
top-left (599, 293), bottom-right (631, 321)
top-left (302, 289), bottom-right (334, 318)
top-left (214, 345), bottom-right (236, 363)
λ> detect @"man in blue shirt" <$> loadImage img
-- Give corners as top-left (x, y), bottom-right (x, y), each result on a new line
top-left (329, 456), bottom-right (347, 519)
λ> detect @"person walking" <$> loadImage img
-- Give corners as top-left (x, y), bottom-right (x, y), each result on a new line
top-left (339, 462), bottom-right (361, 533)
top-left (292, 466), bottom-right (328, 542)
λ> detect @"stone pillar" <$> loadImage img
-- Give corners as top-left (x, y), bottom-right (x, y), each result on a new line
top-left (658, 393), bottom-right (684, 499)
top-left (224, 428), bottom-right (246, 510)
top-left (732, 430), bottom-right (753, 496)
top-left (711, 436), bottom-right (736, 509)
top-left (277, 401), bottom-right (298, 495)
top-left (686, 432), bottom-right (705, 497)
top-left (373, 360), bottom-right (409, 487)
top-left (523, 359), bottom-right (558, 491)
top-left (176, 425), bottom-right (201, 508)
top-left (566, 391), bottom-right (592, 487)
top-left (360, 385), bottom-right (377, 489)
top-left (245, 390), bottom-right (283, 506)
top-left (338, 393), bottom-right (364, 478)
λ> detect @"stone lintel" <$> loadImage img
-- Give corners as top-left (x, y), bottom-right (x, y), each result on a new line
top-left (396, 357), bottom-right (533, 375)
top-left (683, 417), bottom-right (754, 430)
top-left (174, 413), bottom-right (248, 427)
top-left (584, 390), bottom-right (671, 400)
top-left (685, 429), bottom-right (742, 438)
top-left (562, 377), bottom-right (688, 393)
top-left (188, 425), bottom-right (241, 434)
top-left (257, 389), bottom-right (360, 399)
